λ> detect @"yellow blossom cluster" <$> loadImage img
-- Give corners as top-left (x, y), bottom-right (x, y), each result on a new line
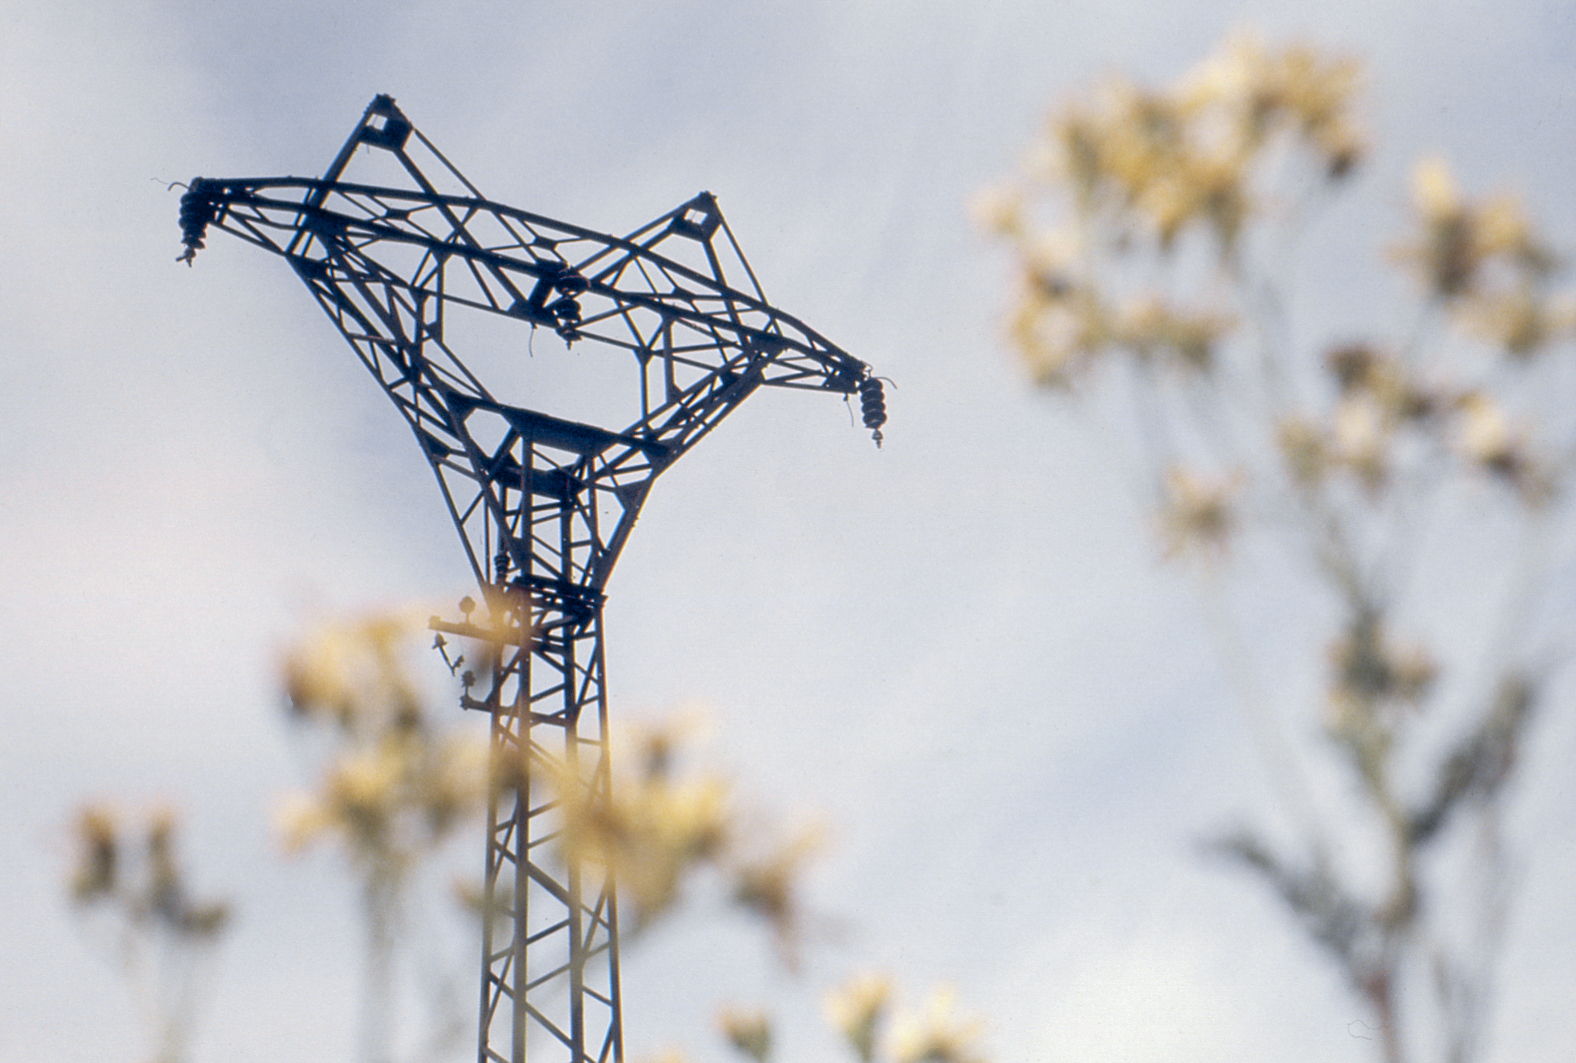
top-left (1025, 34), bottom-right (1361, 250)
top-left (717, 1008), bottom-right (773, 1063)
top-left (887, 988), bottom-right (987, 1063)
top-left (275, 730), bottom-right (487, 864)
top-left (66, 803), bottom-right (229, 1063)
top-left (1179, 36), bottom-right (1363, 181)
top-left (1158, 466), bottom-right (1240, 559)
top-left (1270, 343), bottom-right (1551, 504)
top-left (276, 613), bottom-right (488, 881)
top-left (546, 721), bottom-right (816, 951)
top-left (1005, 276), bottom-right (1230, 388)
top-left (549, 727), bottom-right (730, 927)
top-left (825, 974), bottom-right (893, 1063)
top-left (1322, 605), bottom-right (1442, 840)
top-left (984, 36), bottom-right (1361, 389)
top-left (709, 977), bottom-right (987, 1063)
top-left (1398, 160), bottom-right (1556, 298)
top-left (1393, 157), bottom-right (1575, 360)
top-left (825, 979), bottom-right (984, 1063)
top-left (1329, 609), bottom-right (1437, 714)
top-left (69, 803), bottom-right (230, 939)
top-left (283, 612), bottom-right (423, 732)
top-left (1277, 343), bottom-right (1439, 493)
top-left (985, 34), bottom-right (1575, 548)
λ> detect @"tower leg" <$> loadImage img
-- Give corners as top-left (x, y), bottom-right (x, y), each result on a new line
top-left (474, 587), bottom-right (623, 1063)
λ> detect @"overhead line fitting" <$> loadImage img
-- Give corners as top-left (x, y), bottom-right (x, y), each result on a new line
top-left (858, 375), bottom-right (887, 447)
top-left (177, 178), bottom-right (220, 265)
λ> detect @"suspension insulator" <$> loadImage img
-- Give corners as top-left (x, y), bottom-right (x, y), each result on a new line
top-left (177, 178), bottom-right (219, 262)
top-left (549, 296), bottom-right (582, 324)
top-left (858, 377), bottom-right (887, 446)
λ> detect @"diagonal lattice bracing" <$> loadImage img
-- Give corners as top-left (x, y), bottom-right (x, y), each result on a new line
top-left (181, 94), bottom-right (884, 1063)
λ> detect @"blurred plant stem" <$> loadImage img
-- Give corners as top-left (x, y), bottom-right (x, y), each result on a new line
top-left (279, 610), bottom-right (487, 1063)
top-left (67, 804), bottom-right (230, 1063)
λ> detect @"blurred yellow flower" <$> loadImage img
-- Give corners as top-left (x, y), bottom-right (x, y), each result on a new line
top-left (1463, 286), bottom-right (1576, 356)
top-left (277, 613), bottom-right (488, 881)
top-left (274, 793), bottom-right (332, 855)
top-left (968, 185), bottom-right (1023, 237)
top-left (70, 805), bottom-right (119, 904)
top-left (825, 974), bottom-right (892, 1063)
top-left (1454, 392), bottom-right (1549, 503)
top-left (717, 1008), bottom-right (772, 1063)
top-left (1182, 34), bottom-right (1362, 174)
top-left (549, 732), bottom-right (732, 926)
top-left (1332, 394), bottom-right (1391, 492)
top-left (1277, 417), bottom-right (1329, 486)
top-left (1396, 157), bottom-right (1559, 303)
top-left (1159, 466), bottom-right (1239, 558)
top-left (1116, 297), bottom-right (1229, 372)
top-left (1412, 156), bottom-right (1461, 221)
top-left (731, 829), bottom-right (821, 957)
top-left (282, 611), bottom-right (426, 733)
top-left (67, 803), bottom-right (230, 939)
top-left (888, 987), bottom-right (985, 1063)
top-left (1008, 282), bottom-right (1103, 389)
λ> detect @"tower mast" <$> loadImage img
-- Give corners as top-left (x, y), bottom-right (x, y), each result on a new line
top-left (179, 95), bottom-right (885, 1063)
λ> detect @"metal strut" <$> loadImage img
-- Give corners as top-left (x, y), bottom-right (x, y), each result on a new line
top-left (181, 94), bottom-right (883, 1063)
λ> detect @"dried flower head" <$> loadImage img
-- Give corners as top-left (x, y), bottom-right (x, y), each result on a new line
top-left (889, 988), bottom-right (986, 1063)
top-left (1182, 34), bottom-right (1364, 176)
top-left (825, 974), bottom-right (892, 1063)
top-left (1462, 285), bottom-right (1576, 357)
top-left (276, 729), bottom-right (487, 873)
top-left (276, 613), bottom-right (487, 878)
top-left (67, 803), bottom-right (230, 940)
top-left (282, 612), bottom-right (427, 734)
top-left (1331, 395), bottom-right (1391, 492)
top-left (1394, 157), bottom-right (1560, 302)
top-left (731, 829), bottom-right (821, 958)
top-left (547, 729), bottom-right (732, 927)
top-left (1277, 417), bottom-right (1329, 486)
top-left (1454, 392), bottom-right (1551, 504)
top-left (70, 806), bottom-right (119, 904)
top-left (1327, 609), bottom-right (1437, 735)
top-left (969, 185), bottom-right (1023, 238)
top-left (718, 1008), bottom-right (773, 1063)
top-left (988, 37), bottom-right (1369, 398)
top-left (1159, 466), bottom-right (1240, 558)
top-left (1116, 297), bottom-right (1230, 373)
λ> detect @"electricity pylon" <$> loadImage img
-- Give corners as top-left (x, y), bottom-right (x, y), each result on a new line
top-left (178, 95), bottom-right (884, 1063)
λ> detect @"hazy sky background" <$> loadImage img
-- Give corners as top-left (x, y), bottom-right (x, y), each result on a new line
top-left (3, 2), bottom-right (1574, 1062)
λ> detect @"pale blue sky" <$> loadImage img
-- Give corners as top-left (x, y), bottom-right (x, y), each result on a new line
top-left (3, 2), bottom-right (1574, 1061)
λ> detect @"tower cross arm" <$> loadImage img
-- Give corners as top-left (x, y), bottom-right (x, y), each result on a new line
top-left (178, 95), bottom-right (887, 451)
top-left (182, 174), bottom-right (881, 446)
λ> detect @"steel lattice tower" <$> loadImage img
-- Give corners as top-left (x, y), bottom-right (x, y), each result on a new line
top-left (179, 95), bottom-right (884, 1063)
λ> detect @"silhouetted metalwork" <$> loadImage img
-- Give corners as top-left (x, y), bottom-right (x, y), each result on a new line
top-left (180, 95), bottom-right (882, 1063)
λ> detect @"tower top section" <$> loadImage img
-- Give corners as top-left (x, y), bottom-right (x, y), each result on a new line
top-left (178, 95), bottom-right (887, 448)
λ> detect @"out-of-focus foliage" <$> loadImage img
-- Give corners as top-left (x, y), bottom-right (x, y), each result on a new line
top-left (276, 608), bottom-right (949, 1063)
top-left (545, 715), bottom-right (819, 958)
top-left (825, 974), bottom-right (892, 1063)
top-left (278, 612), bottom-right (488, 880)
top-left (67, 804), bottom-right (230, 1063)
top-left (718, 1007), bottom-right (774, 1063)
top-left (278, 611), bottom-right (489, 1063)
top-left (545, 720), bottom-right (987, 1063)
top-left (983, 32), bottom-right (1573, 1063)
top-left (712, 976), bottom-right (986, 1063)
